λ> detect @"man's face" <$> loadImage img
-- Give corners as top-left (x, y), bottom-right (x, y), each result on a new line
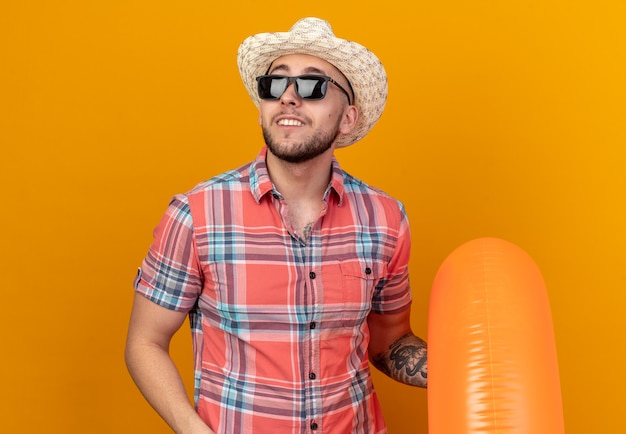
top-left (258, 54), bottom-right (356, 164)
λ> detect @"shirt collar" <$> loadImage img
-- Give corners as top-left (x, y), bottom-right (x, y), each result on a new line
top-left (249, 147), bottom-right (345, 206)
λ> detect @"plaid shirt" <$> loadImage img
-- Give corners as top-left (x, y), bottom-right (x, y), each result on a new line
top-left (135, 147), bottom-right (412, 434)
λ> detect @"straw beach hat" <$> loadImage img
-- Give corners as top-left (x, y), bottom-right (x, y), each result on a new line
top-left (237, 17), bottom-right (388, 148)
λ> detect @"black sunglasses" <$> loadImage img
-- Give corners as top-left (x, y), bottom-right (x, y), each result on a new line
top-left (256, 74), bottom-right (352, 105)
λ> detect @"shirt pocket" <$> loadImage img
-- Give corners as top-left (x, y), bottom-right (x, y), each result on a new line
top-left (337, 259), bottom-right (386, 328)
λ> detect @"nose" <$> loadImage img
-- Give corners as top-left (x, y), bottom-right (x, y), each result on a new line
top-left (279, 81), bottom-right (301, 105)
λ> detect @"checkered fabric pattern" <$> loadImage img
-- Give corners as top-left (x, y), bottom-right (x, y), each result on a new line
top-left (135, 147), bottom-right (412, 433)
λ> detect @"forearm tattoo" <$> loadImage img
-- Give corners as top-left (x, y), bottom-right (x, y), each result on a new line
top-left (372, 333), bottom-right (428, 388)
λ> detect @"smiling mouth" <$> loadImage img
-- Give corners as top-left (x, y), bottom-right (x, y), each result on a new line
top-left (277, 118), bottom-right (304, 127)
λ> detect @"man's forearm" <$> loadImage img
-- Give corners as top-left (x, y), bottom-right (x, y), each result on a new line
top-left (371, 333), bottom-right (428, 388)
top-left (125, 343), bottom-right (215, 434)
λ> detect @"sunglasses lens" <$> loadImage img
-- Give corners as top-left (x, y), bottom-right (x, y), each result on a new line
top-left (258, 76), bottom-right (287, 99)
top-left (296, 77), bottom-right (327, 100)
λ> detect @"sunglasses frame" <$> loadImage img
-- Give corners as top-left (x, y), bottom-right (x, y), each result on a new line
top-left (256, 74), bottom-right (353, 105)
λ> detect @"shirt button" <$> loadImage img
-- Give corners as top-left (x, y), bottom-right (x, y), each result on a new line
top-left (309, 372), bottom-right (316, 380)
top-left (311, 422), bottom-right (318, 430)
top-left (365, 267), bottom-right (372, 275)
top-left (309, 321), bottom-right (316, 329)
top-left (309, 271), bottom-right (316, 279)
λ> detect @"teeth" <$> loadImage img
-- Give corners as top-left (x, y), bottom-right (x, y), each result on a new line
top-left (278, 119), bottom-right (303, 126)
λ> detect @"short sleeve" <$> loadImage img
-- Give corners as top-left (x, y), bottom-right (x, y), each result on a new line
top-left (371, 200), bottom-right (412, 314)
top-left (134, 194), bottom-right (203, 312)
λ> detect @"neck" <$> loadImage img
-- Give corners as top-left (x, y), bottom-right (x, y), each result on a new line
top-left (265, 149), bottom-right (334, 202)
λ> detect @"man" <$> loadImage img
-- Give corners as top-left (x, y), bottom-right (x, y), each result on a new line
top-left (125, 17), bottom-right (427, 434)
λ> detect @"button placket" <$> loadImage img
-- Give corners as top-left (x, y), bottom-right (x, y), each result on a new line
top-left (304, 233), bottom-right (322, 432)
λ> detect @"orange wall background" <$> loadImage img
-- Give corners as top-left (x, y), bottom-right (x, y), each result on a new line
top-left (2, 1), bottom-right (625, 432)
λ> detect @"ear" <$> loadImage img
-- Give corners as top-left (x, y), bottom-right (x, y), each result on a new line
top-left (338, 105), bottom-right (358, 135)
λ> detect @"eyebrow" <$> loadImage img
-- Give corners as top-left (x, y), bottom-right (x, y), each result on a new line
top-left (269, 64), bottom-right (327, 76)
